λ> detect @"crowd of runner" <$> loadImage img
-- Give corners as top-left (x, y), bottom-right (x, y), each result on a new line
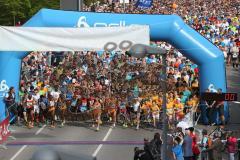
top-left (11, 49), bottom-right (199, 130)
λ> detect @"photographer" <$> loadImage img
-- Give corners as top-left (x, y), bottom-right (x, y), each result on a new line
top-left (203, 132), bottom-right (224, 160)
top-left (134, 147), bottom-right (146, 160)
top-left (149, 133), bottom-right (162, 160)
top-left (134, 138), bottom-right (154, 160)
top-left (172, 136), bottom-right (184, 160)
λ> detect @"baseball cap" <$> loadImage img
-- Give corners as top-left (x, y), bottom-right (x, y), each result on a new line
top-left (185, 127), bottom-right (194, 132)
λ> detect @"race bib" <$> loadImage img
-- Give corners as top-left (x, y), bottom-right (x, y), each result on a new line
top-left (50, 101), bottom-right (55, 106)
top-left (233, 53), bottom-right (238, 58)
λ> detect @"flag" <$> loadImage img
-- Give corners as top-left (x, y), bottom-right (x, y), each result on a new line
top-left (0, 116), bottom-right (11, 144)
top-left (135, 0), bottom-right (153, 9)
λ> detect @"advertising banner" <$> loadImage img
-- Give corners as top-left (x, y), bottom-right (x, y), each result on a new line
top-left (0, 26), bottom-right (149, 52)
top-left (136, 0), bottom-right (153, 9)
top-left (0, 116), bottom-right (10, 144)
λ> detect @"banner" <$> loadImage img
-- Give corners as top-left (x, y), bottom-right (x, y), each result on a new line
top-left (0, 117), bottom-right (10, 144)
top-left (135, 0), bottom-right (153, 9)
top-left (0, 25), bottom-right (149, 52)
top-left (120, 0), bottom-right (129, 4)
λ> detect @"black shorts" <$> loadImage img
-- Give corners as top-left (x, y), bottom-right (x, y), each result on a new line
top-left (17, 105), bottom-right (24, 117)
top-left (232, 58), bottom-right (238, 62)
top-left (23, 107), bottom-right (27, 112)
top-left (26, 107), bottom-right (33, 115)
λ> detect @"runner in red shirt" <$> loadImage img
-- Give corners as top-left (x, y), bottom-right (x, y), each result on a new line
top-left (25, 94), bottom-right (34, 128)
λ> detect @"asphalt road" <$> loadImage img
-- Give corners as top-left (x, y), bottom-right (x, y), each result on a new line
top-left (0, 66), bottom-right (239, 160)
top-left (225, 66), bottom-right (240, 130)
top-left (1, 123), bottom-right (157, 160)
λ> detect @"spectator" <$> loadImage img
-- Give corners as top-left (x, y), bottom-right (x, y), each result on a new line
top-left (226, 131), bottom-right (238, 160)
top-left (204, 132), bottom-right (224, 160)
top-left (187, 127), bottom-right (200, 160)
top-left (183, 128), bottom-right (193, 160)
top-left (143, 138), bottom-right (154, 160)
top-left (172, 136), bottom-right (184, 160)
top-left (199, 129), bottom-right (209, 160)
top-left (4, 86), bottom-right (19, 124)
top-left (149, 132), bottom-right (162, 160)
top-left (134, 147), bottom-right (146, 160)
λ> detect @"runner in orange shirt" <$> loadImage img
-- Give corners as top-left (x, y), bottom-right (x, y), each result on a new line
top-left (151, 101), bottom-right (160, 128)
top-left (174, 98), bottom-right (184, 121)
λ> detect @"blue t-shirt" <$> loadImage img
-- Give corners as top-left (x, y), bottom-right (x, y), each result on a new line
top-left (66, 92), bottom-right (73, 100)
top-left (133, 86), bottom-right (139, 98)
top-left (201, 137), bottom-right (208, 151)
top-left (119, 102), bottom-right (126, 109)
top-left (172, 144), bottom-right (184, 160)
top-left (183, 90), bottom-right (191, 98)
top-left (180, 96), bottom-right (188, 104)
top-left (179, 63), bottom-right (185, 71)
top-left (126, 73), bottom-right (132, 81)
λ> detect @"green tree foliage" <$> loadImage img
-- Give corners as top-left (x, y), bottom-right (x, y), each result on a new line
top-left (0, 0), bottom-right (31, 25)
top-left (29, 0), bottom-right (59, 18)
top-left (0, 0), bottom-right (59, 26)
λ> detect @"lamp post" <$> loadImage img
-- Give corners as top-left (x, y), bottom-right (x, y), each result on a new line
top-left (129, 44), bottom-right (168, 160)
top-left (123, 0), bottom-right (126, 12)
top-left (78, 0), bottom-right (83, 11)
top-left (60, 0), bottom-right (83, 11)
top-left (161, 51), bottom-right (167, 160)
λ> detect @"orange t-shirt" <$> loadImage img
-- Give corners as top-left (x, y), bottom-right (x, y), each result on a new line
top-left (151, 104), bottom-right (159, 112)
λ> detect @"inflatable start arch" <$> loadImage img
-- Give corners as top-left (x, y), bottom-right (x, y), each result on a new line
top-left (0, 9), bottom-right (227, 122)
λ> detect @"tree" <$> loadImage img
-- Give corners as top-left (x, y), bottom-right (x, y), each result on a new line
top-left (0, 0), bottom-right (59, 26)
top-left (0, 0), bottom-right (31, 26)
top-left (29, 0), bottom-right (59, 18)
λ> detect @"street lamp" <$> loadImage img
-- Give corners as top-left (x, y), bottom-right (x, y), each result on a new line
top-left (129, 44), bottom-right (168, 160)
top-left (60, 0), bottom-right (83, 11)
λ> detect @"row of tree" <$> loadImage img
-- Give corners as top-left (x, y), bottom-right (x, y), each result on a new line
top-left (0, 0), bottom-right (59, 26)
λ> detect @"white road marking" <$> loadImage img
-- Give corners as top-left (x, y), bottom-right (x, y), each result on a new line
top-left (233, 101), bottom-right (240, 104)
top-left (92, 128), bottom-right (113, 158)
top-left (35, 125), bottom-right (46, 135)
top-left (9, 125), bottom-right (46, 160)
top-left (9, 145), bottom-right (27, 160)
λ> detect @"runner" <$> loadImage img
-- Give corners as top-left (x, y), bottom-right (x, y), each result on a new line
top-left (57, 94), bottom-right (67, 127)
top-left (32, 88), bottom-right (40, 126)
top-left (48, 94), bottom-right (56, 128)
top-left (25, 93), bottom-right (34, 128)
top-left (91, 98), bottom-right (102, 131)
top-left (151, 101), bottom-right (160, 128)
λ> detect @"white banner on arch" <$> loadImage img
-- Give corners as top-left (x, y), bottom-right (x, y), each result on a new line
top-left (0, 25), bottom-right (149, 51)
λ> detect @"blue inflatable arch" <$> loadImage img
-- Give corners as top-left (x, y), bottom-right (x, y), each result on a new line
top-left (0, 9), bottom-right (227, 122)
